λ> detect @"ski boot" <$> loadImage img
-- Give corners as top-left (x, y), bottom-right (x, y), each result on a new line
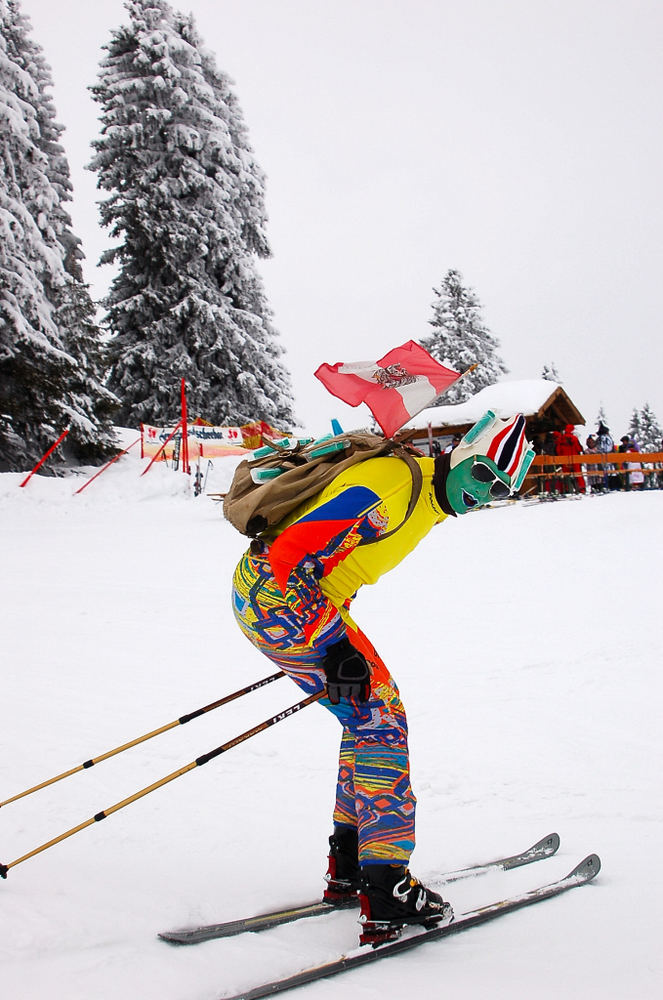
top-left (358, 864), bottom-right (453, 946)
top-left (323, 825), bottom-right (361, 907)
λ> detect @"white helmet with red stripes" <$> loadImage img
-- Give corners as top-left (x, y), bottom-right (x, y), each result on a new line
top-left (449, 410), bottom-right (535, 492)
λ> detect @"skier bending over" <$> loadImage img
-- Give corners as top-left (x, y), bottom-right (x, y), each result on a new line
top-left (231, 412), bottom-right (533, 937)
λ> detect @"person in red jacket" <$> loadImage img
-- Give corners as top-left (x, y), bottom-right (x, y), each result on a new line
top-left (555, 424), bottom-right (585, 493)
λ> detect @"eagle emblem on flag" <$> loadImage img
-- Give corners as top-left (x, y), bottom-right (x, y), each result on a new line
top-left (372, 363), bottom-right (418, 389)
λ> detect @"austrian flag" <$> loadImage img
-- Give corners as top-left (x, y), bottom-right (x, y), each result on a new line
top-left (314, 340), bottom-right (462, 438)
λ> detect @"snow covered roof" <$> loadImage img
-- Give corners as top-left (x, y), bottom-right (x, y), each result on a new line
top-left (403, 379), bottom-right (585, 433)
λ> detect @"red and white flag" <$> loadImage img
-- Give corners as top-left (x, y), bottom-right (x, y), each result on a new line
top-left (315, 340), bottom-right (461, 438)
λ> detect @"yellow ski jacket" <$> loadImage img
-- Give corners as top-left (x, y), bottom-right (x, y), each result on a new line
top-left (266, 455), bottom-right (447, 613)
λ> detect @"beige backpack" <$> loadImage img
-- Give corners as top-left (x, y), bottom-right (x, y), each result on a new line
top-left (223, 430), bottom-right (423, 541)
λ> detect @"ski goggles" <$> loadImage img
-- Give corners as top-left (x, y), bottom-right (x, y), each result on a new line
top-left (471, 460), bottom-right (511, 499)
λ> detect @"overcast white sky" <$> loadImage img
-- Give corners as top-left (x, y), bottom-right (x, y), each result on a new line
top-left (19, 0), bottom-right (663, 439)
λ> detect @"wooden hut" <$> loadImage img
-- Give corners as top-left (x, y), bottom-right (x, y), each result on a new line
top-left (399, 379), bottom-right (585, 455)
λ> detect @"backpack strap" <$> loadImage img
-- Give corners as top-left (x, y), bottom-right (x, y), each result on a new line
top-left (358, 448), bottom-right (423, 546)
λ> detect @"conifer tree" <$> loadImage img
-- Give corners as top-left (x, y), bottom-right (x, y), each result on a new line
top-left (0, 0), bottom-right (117, 470)
top-left (595, 405), bottom-right (611, 434)
top-left (541, 362), bottom-right (561, 382)
top-left (89, 0), bottom-right (295, 428)
top-left (634, 403), bottom-right (662, 452)
top-left (627, 408), bottom-right (642, 447)
top-left (422, 268), bottom-right (507, 404)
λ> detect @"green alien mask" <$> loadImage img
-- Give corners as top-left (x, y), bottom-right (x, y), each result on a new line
top-left (441, 410), bottom-right (535, 515)
top-left (444, 455), bottom-right (512, 515)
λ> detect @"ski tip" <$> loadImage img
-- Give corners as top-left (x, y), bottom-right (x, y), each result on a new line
top-left (157, 932), bottom-right (190, 946)
top-left (567, 854), bottom-right (601, 883)
top-left (535, 832), bottom-right (560, 857)
top-left (503, 831), bottom-right (560, 869)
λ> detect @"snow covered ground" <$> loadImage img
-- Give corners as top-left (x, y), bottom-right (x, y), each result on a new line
top-left (1, 441), bottom-right (662, 999)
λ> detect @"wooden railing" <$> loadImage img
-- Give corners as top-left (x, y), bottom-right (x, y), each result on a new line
top-left (523, 451), bottom-right (663, 495)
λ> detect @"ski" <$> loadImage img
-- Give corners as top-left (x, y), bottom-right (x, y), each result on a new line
top-left (217, 854), bottom-right (600, 1000)
top-left (159, 831), bottom-right (559, 944)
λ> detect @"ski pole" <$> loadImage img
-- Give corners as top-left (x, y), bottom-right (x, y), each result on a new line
top-left (0, 690), bottom-right (323, 879)
top-left (203, 459), bottom-right (213, 492)
top-left (0, 671), bottom-right (286, 810)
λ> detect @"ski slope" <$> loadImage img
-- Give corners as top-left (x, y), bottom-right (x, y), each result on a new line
top-left (1, 441), bottom-right (661, 999)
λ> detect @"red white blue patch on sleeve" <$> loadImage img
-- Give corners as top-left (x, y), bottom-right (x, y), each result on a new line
top-left (268, 486), bottom-right (381, 594)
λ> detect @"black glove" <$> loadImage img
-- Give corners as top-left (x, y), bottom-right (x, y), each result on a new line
top-left (321, 637), bottom-right (371, 705)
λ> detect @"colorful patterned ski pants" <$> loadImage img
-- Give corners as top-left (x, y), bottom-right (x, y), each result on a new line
top-left (231, 548), bottom-right (416, 864)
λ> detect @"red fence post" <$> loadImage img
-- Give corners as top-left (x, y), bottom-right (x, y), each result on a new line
top-left (73, 438), bottom-right (141, 495)
top-left (181, 378), bottom-right (190, 475)
top-left (140, 421), bottom-right (183, 477)
top-left (19, 428), bottom-right (70, 488)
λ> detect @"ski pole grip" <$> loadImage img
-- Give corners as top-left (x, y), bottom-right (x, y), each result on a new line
top-left (0, 861), bottom-right (8, 879)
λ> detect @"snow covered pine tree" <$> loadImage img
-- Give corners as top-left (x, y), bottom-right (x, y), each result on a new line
top-left (630, 403), bottom-right (662, 453)
top-left (0, 0), bottom-right (116, 471)
top-left (541, 362), bottom-right (561, 382)
top-left (421, 268), bottom-right (507, 404)
top-left (89, 0), bottom-right (295, 429)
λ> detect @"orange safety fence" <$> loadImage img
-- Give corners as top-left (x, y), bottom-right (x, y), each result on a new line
top-left (523, 452), bottom-right (663, 496)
